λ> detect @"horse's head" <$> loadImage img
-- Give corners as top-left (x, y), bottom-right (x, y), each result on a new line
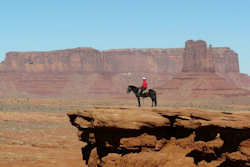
top-left (127, 85), bottom-right (138, 94)
top-left (127, 86), bottom-right (132, 94)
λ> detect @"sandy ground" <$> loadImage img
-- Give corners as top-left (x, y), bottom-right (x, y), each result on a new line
top-left (0, 111), bottom-right (86, 167)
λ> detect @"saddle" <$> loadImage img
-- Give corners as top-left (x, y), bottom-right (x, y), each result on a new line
top-left (139, 88), bottom-right (150, 97)
top-left (143, 89), bottom-right (150, 94)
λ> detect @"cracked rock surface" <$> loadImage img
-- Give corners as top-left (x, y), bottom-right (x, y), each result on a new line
top-left (67, 107), bottom-right (250, 167)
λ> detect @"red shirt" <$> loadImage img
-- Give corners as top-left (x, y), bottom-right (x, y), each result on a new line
top-left (141, 80), bottom-right (147, 88)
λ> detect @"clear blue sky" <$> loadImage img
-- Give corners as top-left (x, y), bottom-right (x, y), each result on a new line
top-left (0, 0), bottom-right (249, 75)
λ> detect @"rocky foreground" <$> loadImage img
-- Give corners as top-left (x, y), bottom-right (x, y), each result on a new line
top-left (67, 107), bottom-right (250, 167)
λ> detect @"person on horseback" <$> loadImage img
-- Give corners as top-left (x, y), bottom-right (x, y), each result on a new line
top-left (139, 77), bottom-right (147, 96)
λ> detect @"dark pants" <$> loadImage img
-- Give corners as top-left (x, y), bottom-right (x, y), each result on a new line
top-left (139, 87), bottom-right (146, 96)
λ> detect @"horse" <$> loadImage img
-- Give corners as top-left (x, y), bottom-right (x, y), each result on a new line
top-left (127, 85), bottom-right (157, 107)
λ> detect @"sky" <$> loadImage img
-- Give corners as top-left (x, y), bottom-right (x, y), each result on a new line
top-left (0, 0), bottom-right (249, 75)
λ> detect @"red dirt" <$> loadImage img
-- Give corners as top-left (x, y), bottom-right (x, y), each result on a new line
top-left (0, 111), bottom-right (86, 167)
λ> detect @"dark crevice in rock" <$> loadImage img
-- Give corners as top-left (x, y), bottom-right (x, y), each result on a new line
top-left (190, 114), bottom-right (210, 121)
top-left (161, 115), bottom-right (177, 127)
top-left (222, 112), bottom-right (232, 115)
top-left (67, 114), bottom-right (93, 131)
top-left (144, 126), bottom-right (194, 140)
top-left (195, 126), bottom-right (250, 153)
top-left (219, 128), bottom-right (250, 153)
top-left (79, 129), bottom-right (94, 142)
top-left (82, 144), bottom-right (96, 164)
top-left (67, 114), bottom-right (78, 126)
top-left (195, 125), bottom-right (220, 142)
top-left (217, 159), bottom-right (249, 167)
top-left (172, 127), bottom-right (194, 139)
top-left (96, 144), bottom-right (141, 159)
top-left (93, 128), bottom-right (145, 159)
top-left (95, 125), bottom-right (194, 144)
top-left (92, 125), bottom-right (194, 160)
top-left (187, 126), bottom-right (250, 165)
top-left (186, 150), bottom-right (217, 164)
top-left (79, 115), bottom-right (94, 122)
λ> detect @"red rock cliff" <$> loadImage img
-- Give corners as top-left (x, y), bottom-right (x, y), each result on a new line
top-left (0, 48), bottom-right (103, 72)
top-left (212, 47), bottom-right (239, 73)
top-left (0, 43), bottom-right (239, 74)
top-left (0, 48), bottom-right (184, 74)
top-left (103, 48), bottom-right (183, 74)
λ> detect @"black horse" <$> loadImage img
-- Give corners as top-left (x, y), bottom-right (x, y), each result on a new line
top-left (127, 85), bottom-right (157, 107)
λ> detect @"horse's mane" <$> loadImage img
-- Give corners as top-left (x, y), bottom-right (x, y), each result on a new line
top-left (128, 85), bottom-right (138, 89)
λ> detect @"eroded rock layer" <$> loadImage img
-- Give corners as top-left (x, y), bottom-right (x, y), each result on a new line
top-left (67, 107), bottom-right (250, 167)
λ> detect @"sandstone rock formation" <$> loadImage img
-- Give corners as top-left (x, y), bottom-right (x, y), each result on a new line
top-left (181, 40), bottom-right (239, 73)
top-left (0, 45), bottom-right (240, 74)
top-left (157, 40), bottom-right (250, 98)
top-left (67, 107), bottom-right (250, 167)
top-left (182, 40), bottom-right (215, 72)
top-left (0, 40), bottom-right (249, 98)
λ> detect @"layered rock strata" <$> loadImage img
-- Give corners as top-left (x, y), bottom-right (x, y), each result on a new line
top-left (0, 48), bottom-right (184, 73)
top-left (0, 46), bottom-right (239, 73)
top-left (67, 107), bottom-right (250, 167)
top-left (158, 72), bottom-right (250, 98)
top-left (0, 40), bottom-right (247, 97)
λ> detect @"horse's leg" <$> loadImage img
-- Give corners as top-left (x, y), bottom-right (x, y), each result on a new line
top-left (150, 93), bottom-right (157, 107)
top-left (137, 97), bottom-right (141, 107)
top-left (149, 96), bottom-right (153, 107)
top-left (154, 95), bottom-right (157, 107)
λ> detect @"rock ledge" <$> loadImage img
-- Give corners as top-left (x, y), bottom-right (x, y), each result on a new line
top-left (67, 107), bottom-right (250, 167)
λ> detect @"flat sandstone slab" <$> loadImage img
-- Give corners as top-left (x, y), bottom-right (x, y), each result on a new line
top-left (68, 108), bottom-right (171, 130)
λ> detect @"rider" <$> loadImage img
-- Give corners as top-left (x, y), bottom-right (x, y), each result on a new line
top-left (139, 77), bottom-right (148, 96)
